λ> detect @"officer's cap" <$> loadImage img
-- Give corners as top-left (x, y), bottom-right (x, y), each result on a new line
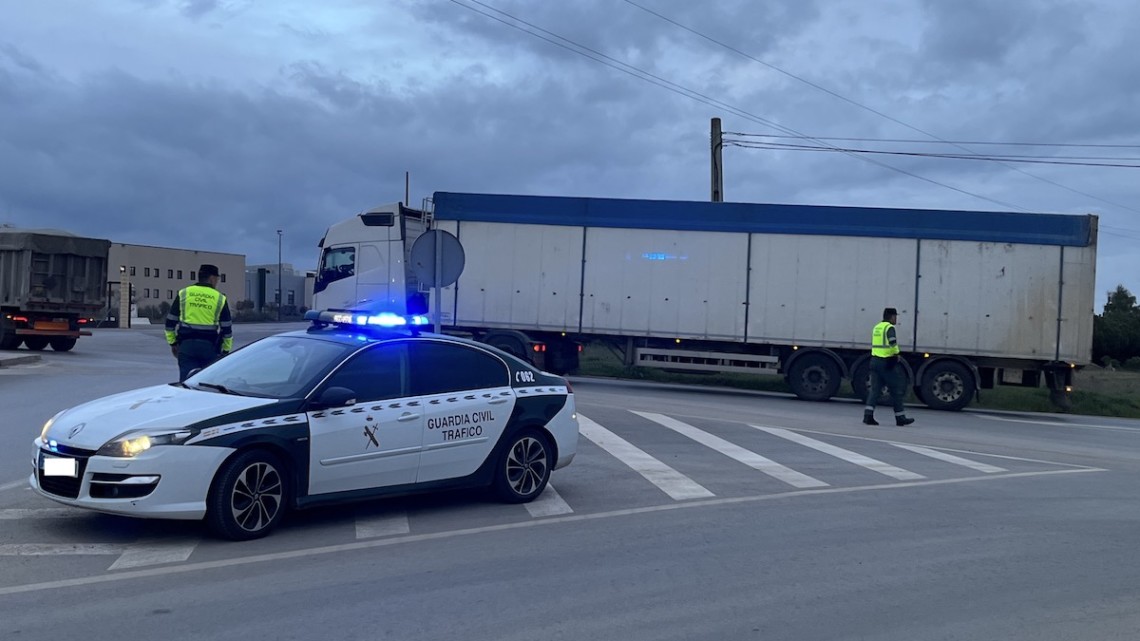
top-left (883, 307), bottom-right (898, 320)
top-left (199, 264), bottom-right (220, 279)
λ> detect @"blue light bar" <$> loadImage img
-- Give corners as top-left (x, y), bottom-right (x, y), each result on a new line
top-left (309, 309), bottom-right (431, 330)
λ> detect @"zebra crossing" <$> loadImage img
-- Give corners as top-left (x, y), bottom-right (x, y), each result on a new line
top-left (0, 409), bottom-right (1098, 575)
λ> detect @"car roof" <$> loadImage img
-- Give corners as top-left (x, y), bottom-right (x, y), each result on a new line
top-left (276, 324), bottom-right (506, 354)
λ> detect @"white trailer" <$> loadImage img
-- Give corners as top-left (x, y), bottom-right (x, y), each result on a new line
top-left (313, 192), bottom-right (1098, 411)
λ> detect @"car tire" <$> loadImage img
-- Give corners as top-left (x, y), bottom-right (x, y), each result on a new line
top-left (206, 449), bottom-right (289, 541)
top-left (493, 430), bottom-right (552, 503)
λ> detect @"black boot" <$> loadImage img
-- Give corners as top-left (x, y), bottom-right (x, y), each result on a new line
top-left (896, 416), bottom-right (915, 426)
top-left (863, 411), bottom-right (879, 426)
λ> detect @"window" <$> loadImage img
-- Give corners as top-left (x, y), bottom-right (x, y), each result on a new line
top-left (168, 269), bottom-right (174, 279)
top-left (154, 267), bottom-right (158, 277)
top-left (314, 246), bottom-right (356, 294)
top-left (144, 268), bottom-right (151, 277)
top-left (186, 336), bottom-right (352, 399)
top-left (274, 289), bottom-right (280, 304)
top-left (130, 266), bottom-right (136, 276)
top-left (143, 288), bottom-right (150, 298)
top-left (178, 270), bottom-right (183, 279)
top-left (288, 290), bottom-right (296, 305)
top-left (168, 290), bottom-right (174, 300)
top-left (409, 342), bottom-right (508, 396)
top-left (221, 273), bottom-right (226, 283)
top-left (190, 271), bottom-right (197, 281)
top-left (323, 344), bottom-right (407, 402)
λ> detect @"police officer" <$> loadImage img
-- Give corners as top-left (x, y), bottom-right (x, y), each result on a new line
top-left (863, 307), bottom-right (915, 427)
top-left (165, 264), bottom-right (234, 381)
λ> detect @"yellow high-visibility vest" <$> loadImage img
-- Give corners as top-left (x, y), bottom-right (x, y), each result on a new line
top-left (871, 321), bottom-right (900, 358)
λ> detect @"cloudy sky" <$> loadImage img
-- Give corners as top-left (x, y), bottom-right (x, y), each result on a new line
top-left (1, 0), bottom-right (1137, 309)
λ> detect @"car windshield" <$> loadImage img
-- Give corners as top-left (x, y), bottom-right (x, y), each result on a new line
top-left (184, 335), bottom-right (353, 399)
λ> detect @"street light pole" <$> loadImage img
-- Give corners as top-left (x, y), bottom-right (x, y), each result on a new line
top-left (277, 229), bottom-right (283, 322)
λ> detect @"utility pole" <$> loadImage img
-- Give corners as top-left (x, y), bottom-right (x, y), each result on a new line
top-left (711, 117), bottom-right (724, 202)
top-left (277, 229), bottom-right (283, 321)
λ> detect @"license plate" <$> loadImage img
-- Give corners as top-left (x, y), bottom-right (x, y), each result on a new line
top-left (35, 321), bottom-right (69, 331)
top-left (43, 456), bottom-right (78, 477)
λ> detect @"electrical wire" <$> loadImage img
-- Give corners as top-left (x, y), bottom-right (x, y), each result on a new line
top-left (725, 132), bottom-right (1140, 151)
top-left (447, 0), bottom-right (1028, 211)
top-left (621, 0), bottom-right (1140, 216)
top-left (724, 140), bottom-right (1140, 168)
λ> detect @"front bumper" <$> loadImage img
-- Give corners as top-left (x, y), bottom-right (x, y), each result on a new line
top-left (29, 439), bottom-right (234, 520)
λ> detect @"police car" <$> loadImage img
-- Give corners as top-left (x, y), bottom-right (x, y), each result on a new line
top-left (30, 309), bottom-right (578, 540)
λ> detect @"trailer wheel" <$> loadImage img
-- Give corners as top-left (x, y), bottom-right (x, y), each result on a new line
top-left (0, 330), bottom-right (21, 351)
top-left (486, 335), bottom-right (530, 363)
top-left (918, 361), bottom-right (974, 411)
top-left (788, 353), bottom-right (842, 401)
top-left (49, 338), bottom-right (77, 352)
top-left (23, 337), bottom-right (49, 351)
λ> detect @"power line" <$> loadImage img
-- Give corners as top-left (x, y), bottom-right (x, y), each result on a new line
top-left (621, 0), bottom-right (1140, 216)
top-left (724, 140), bottom-right (1140, 168)
top-left (447, 0), bottom-right (1028, 212)
top-left (725, 132), bottom-right (1140, 151)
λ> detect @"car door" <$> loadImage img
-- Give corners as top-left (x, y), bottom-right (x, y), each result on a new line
top-left (411, 340), bottom-right (515, 483)
top-left (306, 342), bottom-right (424, 496)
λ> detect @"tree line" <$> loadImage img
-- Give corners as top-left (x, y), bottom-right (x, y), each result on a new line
top-left (1093, 284), bottom-right (1140, 370)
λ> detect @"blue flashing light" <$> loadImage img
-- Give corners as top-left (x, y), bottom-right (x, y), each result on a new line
top-left (312, 309), bottom-right (432, 331)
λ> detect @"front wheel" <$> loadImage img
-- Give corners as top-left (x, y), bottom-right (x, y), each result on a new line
top-left (493, 430), bottom-right (552, 503)
top-left (206, 450), bottom-right (289, 541)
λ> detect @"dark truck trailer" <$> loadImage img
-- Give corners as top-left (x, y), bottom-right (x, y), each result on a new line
top-left (0, 229), bottom-right (111, 352)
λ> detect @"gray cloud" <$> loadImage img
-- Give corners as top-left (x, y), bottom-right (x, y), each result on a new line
top-left (0, 0), bottom-right (1138, 308)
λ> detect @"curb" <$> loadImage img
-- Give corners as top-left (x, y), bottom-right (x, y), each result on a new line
top-left (0, 354), bottom-right (42, 368)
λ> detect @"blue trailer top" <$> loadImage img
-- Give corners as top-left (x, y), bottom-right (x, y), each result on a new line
top-left (431, 192), bottom-right (1096, 247)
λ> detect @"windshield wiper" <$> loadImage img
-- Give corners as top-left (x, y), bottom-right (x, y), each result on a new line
top-left (195, 382), bottom-right (244, 396)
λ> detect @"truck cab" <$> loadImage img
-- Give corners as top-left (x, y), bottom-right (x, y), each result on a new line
top-left (313, 203), bottom-right (429, 314)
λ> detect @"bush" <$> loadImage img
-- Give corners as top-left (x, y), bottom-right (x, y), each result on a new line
top-left (1124, 357), bottom-right (1140, 372)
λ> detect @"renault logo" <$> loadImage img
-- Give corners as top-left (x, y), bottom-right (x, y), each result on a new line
top-left (68, 423), bottom-right (86, 439)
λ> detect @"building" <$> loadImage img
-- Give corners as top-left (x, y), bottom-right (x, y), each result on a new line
top-left (108, 244), bottom-right (246, 321)
top-left (245, 263), bottom-right (315, 313)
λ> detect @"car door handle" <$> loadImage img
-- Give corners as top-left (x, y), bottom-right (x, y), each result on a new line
top-left (489, 398), bottom-right (509, 405)
top-left (397, 412), bottom-right (421, 422)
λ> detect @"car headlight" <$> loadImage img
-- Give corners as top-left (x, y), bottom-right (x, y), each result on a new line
top-left (96, 431), bottom-right (194, 458)
top-left (40, 411), bottom-right (65, 443)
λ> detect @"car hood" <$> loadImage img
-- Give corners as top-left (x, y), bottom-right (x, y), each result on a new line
top-left (41, 384), bottom-right (281, 450)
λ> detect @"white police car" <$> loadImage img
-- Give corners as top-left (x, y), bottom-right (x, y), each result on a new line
top-left (31, 310), bottom-right (578, 540)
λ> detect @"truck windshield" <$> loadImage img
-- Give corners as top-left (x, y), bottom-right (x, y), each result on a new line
top-left (315, 246), bottom-right (356, 293)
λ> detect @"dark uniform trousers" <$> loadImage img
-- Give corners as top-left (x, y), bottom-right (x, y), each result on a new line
top-left (867, 355), bottom-right (907, 415)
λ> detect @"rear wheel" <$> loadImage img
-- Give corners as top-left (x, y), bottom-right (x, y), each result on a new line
top-left (918, 361), bottom-right (975, 411)
top-left (787, 353), bottom-right (842, 401)
top-left (493, 430), bottom-right (552, 503)
top-left (23, 336), bottom-right (48, 351)
top-left (0, 329), bottom-right (21, 350)
top-left (206, 450), bottom-right (289, 541)
top-left (49, 337), bottom-right (77, 352)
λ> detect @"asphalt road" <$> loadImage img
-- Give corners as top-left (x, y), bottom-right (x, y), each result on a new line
top-left (1, 327), bottom-right (1139, 640)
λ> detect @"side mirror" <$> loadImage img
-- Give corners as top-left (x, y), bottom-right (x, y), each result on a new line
top-left (313, 386), bottom-right (357, 410)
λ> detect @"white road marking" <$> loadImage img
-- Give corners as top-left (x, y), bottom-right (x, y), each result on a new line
top-left (752, 425), bottom-right (925, 481)
top-left (0, 508), bottom-right (85, 520)
top-left (633, 411), bottom-right (828, 489)
top-left (525, 482), bottom-right (574, 517)
top-left (979, 414), bottom-right (1140, 433)
top-left (0, 467), bottom-right (1104, 596)
top-left (890, 443), bottom-right (1007, 473)
top-left (578, 414), bottom-right (714, 500)
top-left (355, 512), bottom-right (411, 539)
top-left (0, 480), bottom-right (28, 493)
top-left (108, 540), bottom-right (200, 571)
